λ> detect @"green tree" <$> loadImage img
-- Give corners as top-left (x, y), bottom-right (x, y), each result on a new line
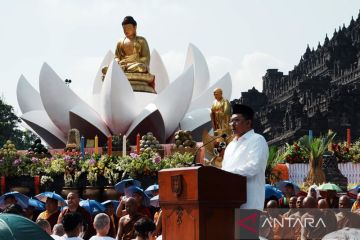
top-left (0, 98), bottom-right (38, 149)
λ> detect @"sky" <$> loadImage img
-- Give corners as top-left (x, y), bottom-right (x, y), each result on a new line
top-left (1, 0), bottom-right (360, 116)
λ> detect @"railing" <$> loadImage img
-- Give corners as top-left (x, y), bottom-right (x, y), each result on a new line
top-left (287, 163), bottom-right (360, 186)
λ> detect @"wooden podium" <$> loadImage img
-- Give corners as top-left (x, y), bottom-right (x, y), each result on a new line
top-left (158, 166), bottom-right (246, 240)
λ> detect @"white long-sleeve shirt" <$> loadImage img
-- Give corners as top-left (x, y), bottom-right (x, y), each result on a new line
top-left (222, 129), bottom-right (269, 211)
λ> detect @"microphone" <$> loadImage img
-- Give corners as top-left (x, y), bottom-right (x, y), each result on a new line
top-left (191, 133), bottom-right (228, 166)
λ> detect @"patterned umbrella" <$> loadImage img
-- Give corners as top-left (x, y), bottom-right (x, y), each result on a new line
top-left (0, 191), bottom-right (29, 209)
top-left (275, 180), bottom-right (300, 195)
top-left (265, 184), bottom-right (284, 199)
top-left (80, 199), bottom-right (105, 215)
top-left (318, 183), bottom-right (342, 192)
top-left (114, 179), bottom-right (141, 194)
top-left (35, 192), bottom-right (66, 207)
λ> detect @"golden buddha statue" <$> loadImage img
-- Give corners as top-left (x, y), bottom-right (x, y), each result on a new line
top-left (210, 88), bottom-right (231, 135)
top-left (115, 16), bottom-right (155, 93)
top-left (65, 128), bottom-right (80, 151)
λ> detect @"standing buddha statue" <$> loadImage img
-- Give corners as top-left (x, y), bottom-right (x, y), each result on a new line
top-left (210, 88), bottom-right (231, 136)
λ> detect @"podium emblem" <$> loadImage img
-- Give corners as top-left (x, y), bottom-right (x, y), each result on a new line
top-left (171, 175), bottom-right (183, 196)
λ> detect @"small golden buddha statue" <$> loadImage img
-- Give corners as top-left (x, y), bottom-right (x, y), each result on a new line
top-left (115, 16), bottom-right (155, 93)
top-left (210, 88), bottom-right (231, 135)
top-left (65, 128), bottom-right (80, 151)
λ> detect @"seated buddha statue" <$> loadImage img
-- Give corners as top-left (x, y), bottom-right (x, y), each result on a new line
top-left (115, 16), bottom-right (155, 93)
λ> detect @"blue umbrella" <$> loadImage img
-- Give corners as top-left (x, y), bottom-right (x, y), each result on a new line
top-left (275, 180), bottom-right (300, 195)
top-left (126, 186), bottom-right (150, 207)
top-left (115, 179), bottom-right (141, 194)
top-left (28, 198), bottom-right (45, 211)
top-left (35, 192), bottom-right (66, 207)
top-left (80, 199), bottom-right (105, 215)
top-left (0, 191), bottom-right (30, 209)
top-left (348, 185), bottom-right (360, 195)
top-left (150, 195), bottom-right (159, 208)
top-left (101, 200), bottom-right (119, 210)
top-left (265, 184), bottom-right (284, 199)
top-left (145, 184), bottom-right (159, 197)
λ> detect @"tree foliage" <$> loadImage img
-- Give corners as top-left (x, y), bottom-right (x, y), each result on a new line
top-left (0, 98), bottom-right (38, 149)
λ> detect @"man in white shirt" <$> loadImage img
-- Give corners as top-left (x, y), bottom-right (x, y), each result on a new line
top-left (222, 103), bottom-right (269, 211)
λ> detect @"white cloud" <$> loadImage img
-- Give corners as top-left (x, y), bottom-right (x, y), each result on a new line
top-left (231, 52), bottom-right (290, 100)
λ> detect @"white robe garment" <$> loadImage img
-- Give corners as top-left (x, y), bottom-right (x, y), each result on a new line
top-left (222, 129), bottom-right (269, 211)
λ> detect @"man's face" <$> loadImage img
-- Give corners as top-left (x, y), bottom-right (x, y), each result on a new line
top-left (213, 91), bottom-right (222, 101)
top-left (123, 24), bottom-right (136, 38)
top-left (229, 114), bottom-right (251, 136)
top-left (125, 199), bottom-right (137, 215)
top-left (296, 196), bottom-right (304, 208)
top-left (339, 197), bottom-right (349, 209)
top-left (46, 198), bottom-right (58, 212)
top-left (289, 197), bottom-right (297, 209)
top-left (67, 193), bottom-right (79, 209)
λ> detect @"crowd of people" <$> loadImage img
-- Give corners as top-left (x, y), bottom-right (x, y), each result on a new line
top-left (262, 183), bottom-right (360, 239)
top-left (0, 180), bottom-right (161, 240)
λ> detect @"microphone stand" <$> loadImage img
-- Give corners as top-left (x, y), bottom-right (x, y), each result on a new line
top-left (191, 134), bottom-right (227, 166)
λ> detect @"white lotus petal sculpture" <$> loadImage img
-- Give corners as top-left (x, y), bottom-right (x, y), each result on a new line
top-left (17, 44), bottom-right (232, 147)
top-left (150, 49), bottom-right (170, 94)
top-left (17, 75), bottom-right (66, 148)
top-left (184, 43), bottom-right (210, 99)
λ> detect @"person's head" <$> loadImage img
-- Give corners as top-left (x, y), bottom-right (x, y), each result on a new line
top-left (52, 223), bottom-right (65, 236)
top-left (124, 180), bottom-right (136, 197)
top-left (296, 196), bottom-right (305, 208)
top-left (230, 104), bottom-right (254, 137)
top-left (2, 203), bottom-right (24, 215)
top-left (327, 190), bottom-right (337, 198)
top-left (104, 202), bottom-right (115, 216)
top-left (213, 88), bottom-right (223, 101)
top-left (122, 16), bottom-right (137, 39)
top-left (67, 192), bottom-right (80, 210)
top-left (4, 195), bottom-right (17, 207)
top-left (125, 197), bottom-right (138, 216)
top-left (318, 199), bottom-right (328, 209)
top-left (134, 217), bottom-right (156, 240)
top-left (266, 200), bottom-right (278, 218)
top-left (93, 213), bottom-right (110, 236)
top-left (266, 200), bottom-right (278, 209)
top-left (303, 196), bottom-right (317, 208)
top-left (339, 195), bottom-right (350, 209)
top-left (36, 219), bottom-right (52, 235)
top-left (357, 193), bottom-right (360, 202)
top-left (45, 197), bottom-right (58, 213)
top-left (308, 187), bottom-right (318, 199)
top-left (284, 183), bottom-right (295, 197)
top-left (62, 212), bottom-right (83, 237)
top-left (289, 196), bottom-right (297, 209)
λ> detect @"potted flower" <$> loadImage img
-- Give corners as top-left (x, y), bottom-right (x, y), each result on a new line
top-left (61, 153), bottom-right (82, 198)
top-left (81, 155), bottom-right (102, 201)
top-left (100, 155), bottom-right (121, 200)
top-left (40, 175), bottom-right (54, 191)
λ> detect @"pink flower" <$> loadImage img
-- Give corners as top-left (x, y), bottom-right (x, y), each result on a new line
top-left (31, 157), bottom-right (39, 163)
top-left (130, 153), bottom-right (138, 159)
top-left (89, 158), bottom-right (96, 165)
top-left (13, 159), bottom-right (21, 166)
top-left (152, 155), bottom-right (161, 164)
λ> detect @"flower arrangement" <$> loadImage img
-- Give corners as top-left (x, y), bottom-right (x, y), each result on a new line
top-left (332, 142), bottom-right (351, 163)
top-left (0, 140), bottom-right (18, 176)
top-left (62, 152), bottom-right (83, 187)
top-left (283, 142), bottom-right (308, 163)
top-left (349, 141), bottom-right (360, 163)
top-left (99, 155), bottom-right (121, 185)
top-left (40, 175), bottom-right (54, 190)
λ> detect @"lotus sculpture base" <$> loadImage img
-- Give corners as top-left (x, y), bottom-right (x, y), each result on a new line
top-left (126, 72), bottom-right (156, 93)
